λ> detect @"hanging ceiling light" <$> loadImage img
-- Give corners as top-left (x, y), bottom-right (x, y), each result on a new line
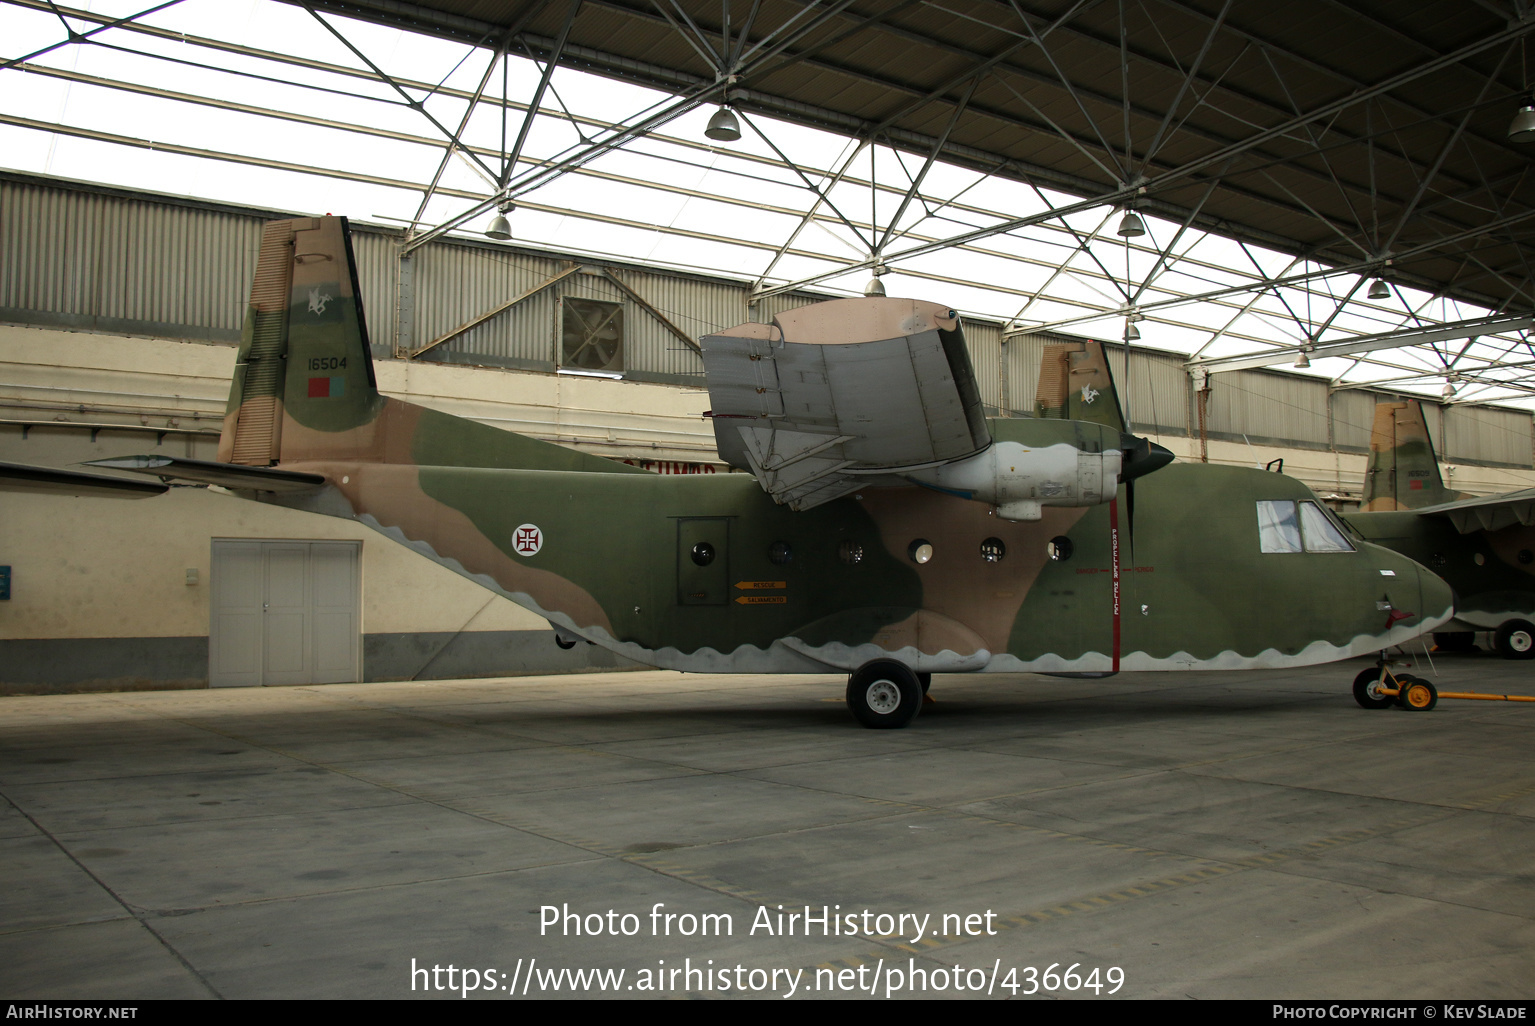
top-left (705, 106), bottom-right (741, 142)
top-left (1367, 278), bottom-right (1390, 300)
top-left (1124, 321), bottom-right (1140, 341)
top-left (485, 201), bottom-right (514, 241)
top-left (1510, 98), bottom-right (1535, 142)
top-left (863, 276), bottom-right (886, 297)
top-left (1116, 210), bottom-right (1145, 238)
top-left (1443, 382), bottom-right (1457, 398)
top-left (1294, 349), bottom-right (1311, 369)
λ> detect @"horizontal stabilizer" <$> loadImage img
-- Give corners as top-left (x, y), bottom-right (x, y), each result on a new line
top-left (1415, 488), bottom-right (1535, 534)
top-left (0, 461), bottom-right (168, 498)
top-left (83, 456), bottom-right (326, 493)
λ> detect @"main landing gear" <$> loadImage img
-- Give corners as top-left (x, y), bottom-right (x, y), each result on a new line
top-left (847, 660), bottom-right (924, 729)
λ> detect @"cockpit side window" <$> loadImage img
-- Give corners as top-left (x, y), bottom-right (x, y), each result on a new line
top-left (1257, 500), bottom-right (1303, 553)
top-left (1258, 500), bottom-right (1356, 553)
top-left (1299, 501), bottom-right (1354, 552)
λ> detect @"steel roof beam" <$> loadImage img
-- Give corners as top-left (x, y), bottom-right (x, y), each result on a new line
top-left (1189, 314), bottom-right (1535, 374)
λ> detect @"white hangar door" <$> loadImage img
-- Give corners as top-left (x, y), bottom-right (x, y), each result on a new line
top-left (210, 540), bottom-right (360, 687)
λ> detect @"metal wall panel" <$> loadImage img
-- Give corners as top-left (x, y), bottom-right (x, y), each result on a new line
top-left (1329, 389), bottom-right (1378, 451)
top-left (0, 180), bottom-right (260, 332)
top-left (962, 318), bottom-right (1003, 411)
top-left (350, 229), bottom-right (398, 350)
top-left (1206, 369), bottom-right (1330, 447)
top-left (1123, 348), bottom-right (1190, 437)
top-left (415, 244), bottom-right (566, 367)
top-left (1444, 404), bottom-right (1533, 466)
top-left (1004, 333), bottom-right (1048, 415)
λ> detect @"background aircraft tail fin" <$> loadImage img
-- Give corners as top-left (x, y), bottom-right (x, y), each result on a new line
top-left (1034, 340), bottom-right (1126, 432)
top-left (217, 216), bottom-right (643, 474)
top-left (1361, 399), bottom-right (1454, 510)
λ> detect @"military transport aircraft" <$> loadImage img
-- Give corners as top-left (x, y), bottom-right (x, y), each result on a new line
top-left (1344, 399), bottom-right (1535, 659)
top-left (2, 216), bottom-right (1455, 726)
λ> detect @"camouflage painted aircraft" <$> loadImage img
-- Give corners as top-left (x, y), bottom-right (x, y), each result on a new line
top-left (3, 216), bottom-right (1456, 726)
top-left (1344, 399), bottom-right (1535, 659)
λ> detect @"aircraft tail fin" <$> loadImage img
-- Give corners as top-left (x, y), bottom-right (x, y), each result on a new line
top-left (1034, 340), bottom-right (1126, 432)
top-left (217, 216), bottom-right (642, 474)
top-left (1361, 399), bottom-right (1454, 510)
top-left (218, 216), bottom-right (382, 465)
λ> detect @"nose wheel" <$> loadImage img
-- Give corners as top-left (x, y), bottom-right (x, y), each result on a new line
top-left (1352, 662), bottom-right (1437, 712)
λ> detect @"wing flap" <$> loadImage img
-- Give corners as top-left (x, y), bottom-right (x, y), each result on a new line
top-left (702, 298), bottom-right (989, 509)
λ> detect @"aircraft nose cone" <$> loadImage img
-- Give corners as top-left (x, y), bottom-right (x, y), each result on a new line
top-left (1120, 434), bottom-right (1176, 482)
top-left (1417, 562), bottom-right (1455, 627)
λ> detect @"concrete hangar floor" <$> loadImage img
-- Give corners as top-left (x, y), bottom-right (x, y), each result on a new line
top-left (1, 657), bottom-right (1532, 1001)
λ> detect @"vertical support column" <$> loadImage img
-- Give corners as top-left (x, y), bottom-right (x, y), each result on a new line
top-left (998, 337), bottom-right (1010, 416)
top-left (1190, 366), bottom-right (1211, 463)
top-left (393, 248), bottom-right (415, 358)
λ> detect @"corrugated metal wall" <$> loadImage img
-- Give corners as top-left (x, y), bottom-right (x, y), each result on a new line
top-left (961, 318), bottom-right (1003, 411)
top-left (1204, 369), bottom-right (1331, 447)
top-left (1445, 404), bottom-right (1533, 466)
top-left (1329, 390), bottom-right (1379, 451)
top-left (1, 178), bottom-right (262, 337)
top-left (3, 173), bottom-right (1532, 468)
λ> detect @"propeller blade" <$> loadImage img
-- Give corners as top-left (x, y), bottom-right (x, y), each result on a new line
top-left (1118, 434), bottom-right (1173, 557)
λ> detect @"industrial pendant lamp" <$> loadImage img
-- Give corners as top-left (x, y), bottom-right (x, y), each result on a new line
top-left (706, 106), bottom-right (741, 142)
top-left (485, 201), bottom-right (514, 241)
top-left (1124, 321), bottom-right (1140, 341)
top-left (1512, 90), bottom-right (1535, 142)
top-left (1368, 278), bottom-right (1390, 300)
top-left (1294, 349), bottom-right (1311, 369)
top-left (864, 262), bottom-right (888, 297)
top-left (1117, 210), bottom-right (1145, 238)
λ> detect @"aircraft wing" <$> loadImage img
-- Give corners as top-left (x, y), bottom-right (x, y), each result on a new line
top-left (1414, 487), bottom-right (1535, 534)
top-left (82, 456), bottom-right (326, 493)
top-left (701, 298), bottom-right (990, 510)
top-left (0, 461), bottom-right (168, 498)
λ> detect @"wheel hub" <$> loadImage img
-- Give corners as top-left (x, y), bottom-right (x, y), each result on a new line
top-left (866, 680), bottom-right (901, 714)
top-left (1512, 631), bottom-right (1533, 653)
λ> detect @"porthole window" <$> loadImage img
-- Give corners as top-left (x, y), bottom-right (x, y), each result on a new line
top-left (908, 539), bottom-right (933, 564)
top-left (980, 538), bottom-right (1005, 563)
top-left (1474, 552), bottom-right (1486, 566)
top-left (769, 541), bottom-right (793, 565)
top-left (1048, 536), bottom-right (1073, 561)
top-left (838, 540), bottom-right (864, 565)
top-left (690, 542), bottom-right (715, 566)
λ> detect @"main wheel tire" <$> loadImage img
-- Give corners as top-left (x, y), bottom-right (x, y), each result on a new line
top-left (1352, 667), bottom-right (1395, 710)
top-left (847, 660), bottom-right (923, 729)
top-left (1433, 631), bottom-right (1476, 653)
top-left (1397, 676), bottom-right (1438, 711)
top-left (1494, 620), bottom-right (1535, 660)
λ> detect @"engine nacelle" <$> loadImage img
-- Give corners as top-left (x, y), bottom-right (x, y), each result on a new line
top-left (908, 439), bottom-right (1122, 521)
